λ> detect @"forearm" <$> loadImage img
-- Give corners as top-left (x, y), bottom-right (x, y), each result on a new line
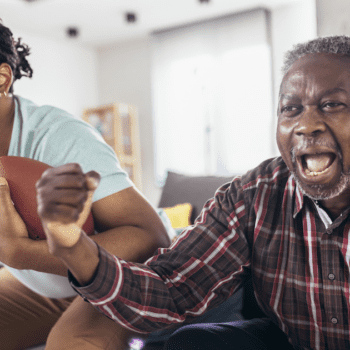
top-left (70, 243), bottom-right (180, 334)
top-left (9, 237), bottom-right (69, 276)
top-left (69, 230), bottom-right (243, 334)
top-left (57, 231), bottom-right (99, 286)
top-left (92, 225), bottom-right (166, 262)
top-left (10, 225), bottom-right (165, 276)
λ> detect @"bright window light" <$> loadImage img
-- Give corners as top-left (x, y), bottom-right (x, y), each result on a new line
top-left (152, 10), bottom-right (275, 184)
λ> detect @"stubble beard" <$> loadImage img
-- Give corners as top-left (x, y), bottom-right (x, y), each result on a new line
top-left (291, 169), bottom-right (350, 201)
top-left (290, 142), bottom-right (350, 201)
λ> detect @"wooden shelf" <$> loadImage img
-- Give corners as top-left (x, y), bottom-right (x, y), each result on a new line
top-left (82, 103), bottom-right (142, 190)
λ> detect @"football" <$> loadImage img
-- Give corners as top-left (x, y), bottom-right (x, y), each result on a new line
top-left (0, 156), bottom-right (95, 240)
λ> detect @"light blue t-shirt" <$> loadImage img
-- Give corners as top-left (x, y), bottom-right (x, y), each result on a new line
top-left (4, 96), bottom-right (133, 298)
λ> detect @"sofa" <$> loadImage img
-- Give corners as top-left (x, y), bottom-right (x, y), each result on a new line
top-left (143, 171), bottom-right (265, 350)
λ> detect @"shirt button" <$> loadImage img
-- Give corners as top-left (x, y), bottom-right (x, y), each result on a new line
top-left (328, 273), bottom-right (335, 280)
top-left (331, 317), bottom-right (338, 324)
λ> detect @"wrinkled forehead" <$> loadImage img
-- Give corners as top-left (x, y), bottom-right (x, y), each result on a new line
top-left (279, 53), bottom-right (350, 96)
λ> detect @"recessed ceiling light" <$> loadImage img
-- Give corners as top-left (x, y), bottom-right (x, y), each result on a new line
top-left (66, 27), bottom-right (79, 38)
top-left (125, 12), bottom-right (137, 23)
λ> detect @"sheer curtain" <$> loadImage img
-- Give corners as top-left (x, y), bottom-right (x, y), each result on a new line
top-left (152, 9), bottom-right (275, 185)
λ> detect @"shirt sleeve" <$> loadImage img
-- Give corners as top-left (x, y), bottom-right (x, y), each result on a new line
top-left (30, 113), bottom-right (133, 202)
top-left (68, 177), bottom-right (251, 334)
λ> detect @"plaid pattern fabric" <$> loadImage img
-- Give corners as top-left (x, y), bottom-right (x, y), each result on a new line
top-left (69, 156), bottom-right (350, 350)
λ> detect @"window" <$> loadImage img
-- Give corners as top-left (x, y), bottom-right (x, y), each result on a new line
top-left (152, 9), bottom-right (274, 185)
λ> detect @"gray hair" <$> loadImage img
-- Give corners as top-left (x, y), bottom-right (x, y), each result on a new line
top-left (282, 35), bottom-right (350, 74)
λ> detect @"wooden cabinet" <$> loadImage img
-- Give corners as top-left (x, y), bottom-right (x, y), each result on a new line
top-left (82, 103), bottom-right (142, 190)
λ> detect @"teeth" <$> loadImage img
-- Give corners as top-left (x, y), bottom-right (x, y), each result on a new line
top-left (305, 167), bottom-right (329, 176)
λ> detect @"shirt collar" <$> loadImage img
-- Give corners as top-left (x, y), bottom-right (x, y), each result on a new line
top-left (313, 202), bottom-right (333, 229)
top-left (291, 173), bottom-right (345, 227)
top-left (291, 174), bottom-right (304, 218)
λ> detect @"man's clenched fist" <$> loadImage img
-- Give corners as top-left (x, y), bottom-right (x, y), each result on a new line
top-left (36, 163), bottom-right (100, 254)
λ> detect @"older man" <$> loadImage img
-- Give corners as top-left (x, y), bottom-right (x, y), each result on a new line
top-left (34, 36), bottom-right (350, 350)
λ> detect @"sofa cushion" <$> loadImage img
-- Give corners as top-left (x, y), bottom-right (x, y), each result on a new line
top-left (158, 171), bottom-right (234, 224)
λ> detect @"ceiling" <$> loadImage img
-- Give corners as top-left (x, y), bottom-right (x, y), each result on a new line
top-left (1, 0), bottom-right (302, 47)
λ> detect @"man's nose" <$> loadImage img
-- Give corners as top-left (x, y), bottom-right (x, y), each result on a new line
top-left (294, 106), bottom-right (326, 137)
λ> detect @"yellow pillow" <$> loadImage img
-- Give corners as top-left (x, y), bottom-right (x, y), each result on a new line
top-left (163, 203), bottom-right (192, 229)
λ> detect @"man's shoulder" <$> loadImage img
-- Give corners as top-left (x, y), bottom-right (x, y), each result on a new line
top-left (240, 157), bottom-right (291, 191)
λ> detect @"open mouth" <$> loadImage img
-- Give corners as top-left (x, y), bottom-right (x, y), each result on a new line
top-left (301, 152), bottom-right (336, 176)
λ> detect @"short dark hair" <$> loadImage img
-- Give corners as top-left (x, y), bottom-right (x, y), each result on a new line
top-left (282, 35), bottom-right (350, 74)
top-left (0, 19), bottom-right (33, 92)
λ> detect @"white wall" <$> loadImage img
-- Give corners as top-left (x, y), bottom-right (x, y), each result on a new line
top-left (317, 0), bottom-right (350, 36)
top-left (96, 38), bottom-right (159, 205)
top-left (270, 0), bottom-right (317, 153)
top-left (7, 28), bottom-right (99, 118)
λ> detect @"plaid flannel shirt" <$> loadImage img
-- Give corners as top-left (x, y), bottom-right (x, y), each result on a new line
top-left (69, 156), bottom-right (350, 350)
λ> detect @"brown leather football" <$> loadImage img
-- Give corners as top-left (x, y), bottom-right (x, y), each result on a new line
top-left (0, 156), bottom-right (95, 240)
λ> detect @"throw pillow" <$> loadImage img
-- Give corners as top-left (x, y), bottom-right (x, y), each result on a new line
top-left (162, 203), bottom-right (192, 229)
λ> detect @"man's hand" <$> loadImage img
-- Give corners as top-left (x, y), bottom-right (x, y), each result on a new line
top-left (0, 177), bottom-right (28, 265)
top-left (36, 163), bottom-right (100, 256)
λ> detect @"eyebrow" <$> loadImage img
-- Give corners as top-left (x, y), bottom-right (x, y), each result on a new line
top-left (279, 87), bottom-right (348, 101)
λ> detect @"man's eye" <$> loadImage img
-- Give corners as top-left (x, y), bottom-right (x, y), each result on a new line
top-left (280, 105), bottom-right (300, 114)
top-left (322, 102), bottom-right (344, 109)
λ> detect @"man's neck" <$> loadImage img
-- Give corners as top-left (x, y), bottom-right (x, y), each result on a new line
top-left (319, 192), bottom-right (350, 221)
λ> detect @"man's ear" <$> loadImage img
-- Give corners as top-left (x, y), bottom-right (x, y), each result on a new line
top-left (0, 63), bottom-right (13, 94)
